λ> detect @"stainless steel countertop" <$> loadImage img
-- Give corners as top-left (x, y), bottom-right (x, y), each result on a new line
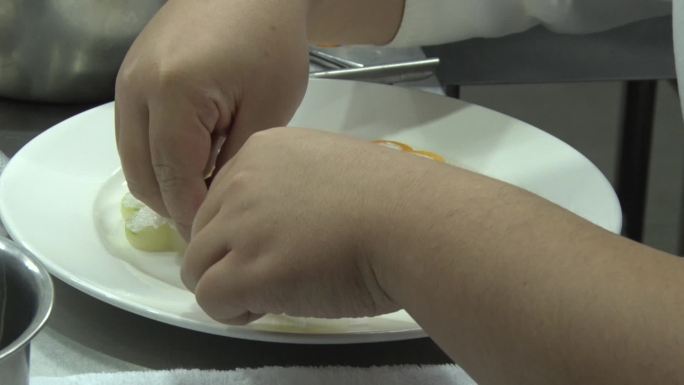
top-left (0, 97), bottom-right (450, 377)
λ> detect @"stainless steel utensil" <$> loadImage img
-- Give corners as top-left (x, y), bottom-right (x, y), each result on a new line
top-left (0, 237), bottom-right (54, 385)
top-left (310, 58), bottom-right (440, 84)
top-left (309, 49), bottom-right (364, 69)
top-left (0, 0), bottom-right (164, 102)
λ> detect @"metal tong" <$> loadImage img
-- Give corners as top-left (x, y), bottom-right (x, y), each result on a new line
top-left (309, 49), bottom-right (440, 84)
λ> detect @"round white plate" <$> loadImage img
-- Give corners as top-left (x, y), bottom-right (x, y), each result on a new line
top-left (0, 79), bottom-right (621, 344)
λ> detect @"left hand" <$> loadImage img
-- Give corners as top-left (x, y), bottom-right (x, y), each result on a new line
top-left (115, 0), bottom-right (310, 239)
top-left (181, 127), bottom-right (432, 324)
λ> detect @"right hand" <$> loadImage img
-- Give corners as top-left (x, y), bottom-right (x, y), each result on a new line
top-left (115, 0), bottom-right (310, 238)
top-left (181, 128), bottom-right (418, 323)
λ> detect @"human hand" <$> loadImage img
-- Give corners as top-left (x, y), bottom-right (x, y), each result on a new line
top-left (181, 128), bottom-right (444, 324)
top-left (115, 0), bottom-right (310, 238)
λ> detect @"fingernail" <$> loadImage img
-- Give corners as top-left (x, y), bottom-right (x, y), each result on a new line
top-left (180, 267), bottom-right (197, 293)
top-left (177, 222), bottom-right (192, 242)
top-left (214, 312), bottom-right (263, 326)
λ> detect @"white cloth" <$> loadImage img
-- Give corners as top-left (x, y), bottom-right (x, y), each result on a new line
top-left (390, 0), bottom-right (672, 47)
top-left (32, 366), bottom-right (477, 385)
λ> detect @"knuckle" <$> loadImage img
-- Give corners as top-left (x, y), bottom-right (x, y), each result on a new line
top-left (212, 169), bottom-right (251, 198)
top-left (115, 66), bottom-right (135, 92)
top-left (125, 178), bottom-right (157, 204)
top-left (152, 63), bottom-right (189, 94)
top-left (115, 60), bottom-right (147, 96)
top-left (214, 171), bottom-right (254, 210)
top-left (227, 171), bottom-right (251, 190)
top-left (119, 58), bottom-right (188, 97)
top-left (152, 162), bottom-right (189, 190)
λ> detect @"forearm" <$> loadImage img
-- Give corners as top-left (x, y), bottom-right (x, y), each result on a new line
top-left (372, 164), bottom-right (684, 384)
top-left (232, 0), bottom-right (404, 45)
top-left (159, 0), bottom-right (403, 48)
top-left (306, 0), bottom-right (404, 45)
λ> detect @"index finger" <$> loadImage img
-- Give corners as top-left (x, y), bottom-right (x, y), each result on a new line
top-left (115, 91), bottom-right (169, 217)
top-left (148, 99), bottom-right (213, 239)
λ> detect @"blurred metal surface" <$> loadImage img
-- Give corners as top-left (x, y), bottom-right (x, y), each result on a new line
top-left (0, 151), bottom-right (6, 238)
top-left (0, 0), bottom-right (163, 103)
top-left (0, 238), bottom-right (54, 385)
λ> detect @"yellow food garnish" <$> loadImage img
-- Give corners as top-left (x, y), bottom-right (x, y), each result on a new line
top-left (121, 193), bottom-right (185, 252)
top-left (409, 150), bottom-right (445, 163)
top-left (373, 140), bottom-right (444, 162)
top-left (372, 140), bottom-right (414, 152)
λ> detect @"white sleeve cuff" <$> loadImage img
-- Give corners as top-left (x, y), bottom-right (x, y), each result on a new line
top-left (388, 0), bottom-right (536, 47)
top-left (387, 0), bottom-right (671, 48)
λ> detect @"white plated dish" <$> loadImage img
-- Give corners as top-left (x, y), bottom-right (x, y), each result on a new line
top-left (0, 79), bottom-right (621, 344)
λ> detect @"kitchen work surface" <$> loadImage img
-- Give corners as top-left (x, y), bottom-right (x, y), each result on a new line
top-left (0, 79), bottom-right (621, 376)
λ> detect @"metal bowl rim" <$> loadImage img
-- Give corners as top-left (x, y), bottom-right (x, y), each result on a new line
top-left (0, 237), bottom-right (54, 360)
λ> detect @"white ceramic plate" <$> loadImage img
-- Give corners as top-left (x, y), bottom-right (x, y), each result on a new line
top-left (0, 79), bottom-right (621, 344)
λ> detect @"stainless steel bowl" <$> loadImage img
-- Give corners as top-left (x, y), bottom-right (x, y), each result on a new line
top-left (0, 237), bottom-right (54, 385)
top-left (0, 0), bottom-right (164, 103)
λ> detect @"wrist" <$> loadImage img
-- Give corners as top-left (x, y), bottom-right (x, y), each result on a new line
top-left (362, 160), bottom-right (459, 310)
